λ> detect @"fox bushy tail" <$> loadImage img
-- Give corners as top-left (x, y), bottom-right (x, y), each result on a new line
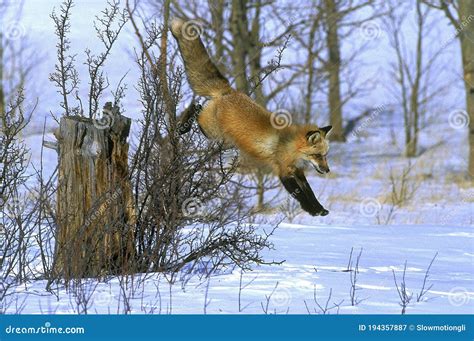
top-left (170, 19), bottom-right (232, 98)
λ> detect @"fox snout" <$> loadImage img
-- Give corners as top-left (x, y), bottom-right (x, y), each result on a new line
top-left (309, 155), bottom-right (330, 174)
top-left (319, 164), bottom-right (330, 173)
top-left (314, 163), bottom-right (330, 174)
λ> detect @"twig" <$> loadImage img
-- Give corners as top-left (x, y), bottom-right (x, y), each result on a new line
top-left (416, 252), bottom-right (438, 302)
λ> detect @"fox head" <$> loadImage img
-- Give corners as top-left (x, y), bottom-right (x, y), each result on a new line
top-left (300, 125), bottom-right (332, 174)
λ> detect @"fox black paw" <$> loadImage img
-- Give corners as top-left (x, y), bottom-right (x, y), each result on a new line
top-left (308, 208), bottom-right (329, 216)
top-left (301, 204), bottom-right (329, 216)
top-left (319, 208), bottom-right (329, 216)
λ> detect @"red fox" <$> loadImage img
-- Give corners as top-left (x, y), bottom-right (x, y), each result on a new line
top-left (171, 19), bottom-right (332, 216)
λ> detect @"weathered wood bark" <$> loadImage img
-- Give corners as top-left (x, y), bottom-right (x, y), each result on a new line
top-left (324, 0), bottom-right (345, 142)
top-left (53, 103), bottom-right (135, 280)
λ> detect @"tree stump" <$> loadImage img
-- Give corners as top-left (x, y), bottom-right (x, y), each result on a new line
top-left (53, 103), bottom-right (135, 280)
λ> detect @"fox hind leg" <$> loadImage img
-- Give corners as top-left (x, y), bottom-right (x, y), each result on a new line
top-left (195, 101), bottom-right (222, 140)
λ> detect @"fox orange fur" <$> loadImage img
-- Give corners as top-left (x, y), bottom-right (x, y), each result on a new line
top-left (171, 19), bottom-right (332, 216)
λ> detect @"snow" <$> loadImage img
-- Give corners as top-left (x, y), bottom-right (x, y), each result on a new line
top-left (6, 222), bottom-right (473, 314)
top-left (2, 0), bottom-right (473, 315)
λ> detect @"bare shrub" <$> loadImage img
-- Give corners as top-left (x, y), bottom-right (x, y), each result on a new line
top-left (238, 269), bottom-right (257, 312)
top-left (279, 196), bottom-right (301, 222)
top-left (130, 28), bottom-right (278, 275)
top-left (0, 91), bottom-right (35, 312)
top-left (416, 252), bottom-right (438, 302)
top-left (260, 282), bottom-right (290, 314)
top-left (392, 261), bottom-right (413, 315)
top-left (377, 161), bottom-right (420, 224)
top-left (304, 287), bottom-right (344, 315)
top-left (347, 247), bottom-right (364, 306)
top-left (49, 0), bottom-right (80, 117)
top-left (390, 254), bottom-right (437, 315)
top-left (388, 161), bottom-right (420, 206)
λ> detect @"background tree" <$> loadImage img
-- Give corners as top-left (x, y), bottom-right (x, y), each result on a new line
top-left (385, 0), bottom-right (450, 157)
top-left (275, 1), bottom-right (384, 141)
top-left (273, 1), bottom-right (325, 124)
top-left (323, 0), bottom-right (345, 141)
top-left (422, 0), bottom-right (474, 178)
top-left (319, 0), bottom-right (381, 142)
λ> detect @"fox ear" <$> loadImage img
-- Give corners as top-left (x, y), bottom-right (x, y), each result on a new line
top-left (320, 125), bottom-right (332, 137)
top-left (306, 131), bottom-right (321, 144)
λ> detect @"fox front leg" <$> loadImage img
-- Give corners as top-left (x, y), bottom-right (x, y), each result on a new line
top-left (279, 172), bottom-right (329, 216)
top-left (294, 170), bottom-right (329, 216)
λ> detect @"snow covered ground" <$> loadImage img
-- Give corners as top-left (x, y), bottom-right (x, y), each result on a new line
top-left (6, 221), bottom-right (473, 314)
top-left (2, 1), bottom-right (473, 314)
